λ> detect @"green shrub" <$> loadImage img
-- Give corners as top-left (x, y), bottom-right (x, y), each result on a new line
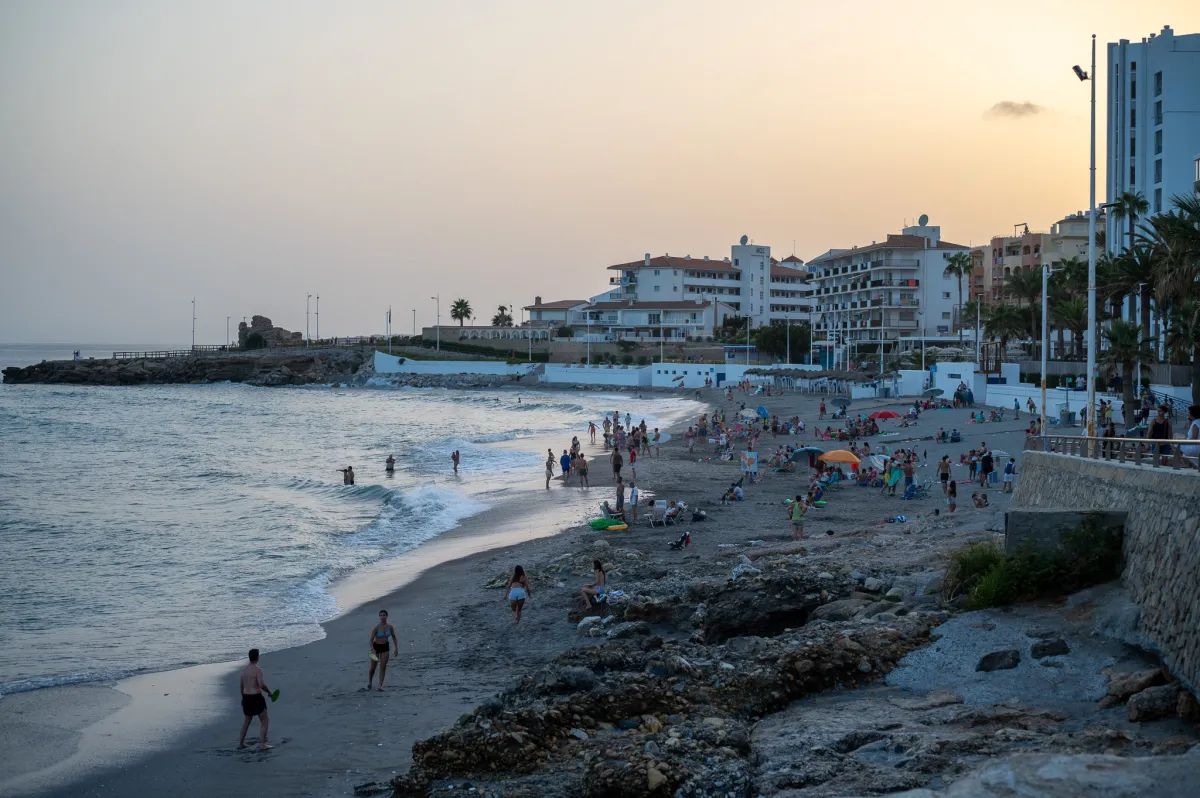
top-left (620, 354), bottom-right (634, 365)
top-left (943, 541), bottom-right (1004, 599)
top-left (948, 513), bottom-right (1122, 610)
top-left (636, 355), bottom-right (650, 366)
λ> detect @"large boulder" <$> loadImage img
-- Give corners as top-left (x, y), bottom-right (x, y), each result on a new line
top-left (1127, 684), bottom-right (1181, 723)
top-left (810, 599), bottom-right (874, 623)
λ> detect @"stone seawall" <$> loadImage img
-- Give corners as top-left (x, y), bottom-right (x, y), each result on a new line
top-left (1012, 452), bottom-right (1200, 693)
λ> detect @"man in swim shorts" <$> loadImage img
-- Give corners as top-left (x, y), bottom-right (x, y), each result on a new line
top-left (238, 648), bottom-right (273, 751)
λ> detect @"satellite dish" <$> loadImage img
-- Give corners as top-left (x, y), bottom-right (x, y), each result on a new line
top-left (740, 235), bottom-right (749, 246)
top-left (918, 214), bottom-right (929, 226)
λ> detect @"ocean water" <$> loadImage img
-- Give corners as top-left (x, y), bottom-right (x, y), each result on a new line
top-left (0, 364), bottom-right (692, 695)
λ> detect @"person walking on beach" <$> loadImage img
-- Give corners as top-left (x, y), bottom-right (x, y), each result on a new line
top-left (451, 450), bottom-right (460, 474)
top-left (577, 452), bottom-right (589, 487)
top-left (628, 481), bottom-right (639, 522)
top-left (653, 428), bottom-right (661, 457)
top-left (589, 421), bottom-right (597, 444)
top-left (385, 455), bottom-right (395, 474)
top-left (611, 448), bottom-right (623, 481)
top-left (615, 475), bottom-right (625, 518)
top-left (545, 450), bottom-right (555, 489)
top-left (506, 566), bottom-right (531, 625)
top-left (338, 466), bottom-right (355, 485)
top-left (560, 450), bottom-right (571, 484)
top-left (237, 649), bottom-right (273, 751)
top-left (947, 480), bottom-right (957, 513)
top-left (819, 400), bottom-right (826, 419)
top-left (367, 610), bottom-right (399, 691)
top-left (628, 444), bottom-right (637, 481)
top-left (937, 456), bottom-right (951, 494)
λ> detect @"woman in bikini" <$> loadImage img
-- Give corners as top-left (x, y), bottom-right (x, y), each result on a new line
top-left (580, 560), bottom-right (607, 609)
top-left (367, 609), bottom-right (399, 691)
top-left (507, 565), bottom-right (532, 624)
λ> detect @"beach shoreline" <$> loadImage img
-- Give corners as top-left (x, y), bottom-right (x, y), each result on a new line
top-left (0, 388), bottom-right (703, 797)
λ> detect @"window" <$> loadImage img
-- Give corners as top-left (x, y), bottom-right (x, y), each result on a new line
top-left (672, 285), bottom-right (678, 292)
top-left (940, 292), bottom-right (950, 299)
top-left (1130, 80), bottom-right (1136, 99)
top-left (1154, 159), bottom-right (1162, 184)
top-left (941, 312), bottom-right (951, 320)
top-left (1196, 157), bottom-right (1200, 182)
top-left (1130, 108), bottom-right (1136, 128)
top-left (653, 269), bottom-right (660, 276)
top-left (653, 285), bottom-right (660, 292)
top-left (1130, 165), bottom-right (1136, 184)
top-left (733, 258), bottom-right (739, 266)
top-left (1154, 188), bottom-right (1162, 213)
top-left (1155, 130), bottom-right (1162, 155)
top-left (1130, 137), bottom-right (1136, 157)
top-left (1155, 71), bottom-right (1162, 96)
top-left (1154, 100), bottom-right (1162, 126)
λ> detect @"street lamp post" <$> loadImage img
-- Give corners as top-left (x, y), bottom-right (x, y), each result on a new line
top-left (315, 295), bottom-right (320, 342)
top-left (586, 310), bottom-right (591, 364)
top-left (306, 294), bottom-right (311, 346)
top-left (1136, 282), bottom-right (1145, 396)
top-left (412, 309), bottom-right (416, 337)
top-left (1040, 262), bottom-right (1059, 450)
top-left (1075, 35), bottom-right (1098, 441)
top-left (226, 316), bottom-right (230, 348)
top-left (431, 294), bottom-right (440, 352)
top-left (786, 313), bottom-right (791, 365)
top-left (191, 298), bottom-right (196, 350)
top-left (387, 306), bottom-right (392, 354)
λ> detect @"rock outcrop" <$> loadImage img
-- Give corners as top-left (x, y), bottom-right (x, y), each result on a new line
top-left (238, 315), bottom-right (302, 348)
top-left (2, 348), bottom-right (371, 386)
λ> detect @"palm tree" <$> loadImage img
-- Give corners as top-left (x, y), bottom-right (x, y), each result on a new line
top-left (984, 304), bottom-right (1026, 361)
top-left (1051, 297), bottom-right (1089, 360)
top-left (1004, 267), bottom-right (1043, 337)
top-left (1144, 194), bottom-right (1200, 401)
top-left (450, 298), bottom-right (473, 326)
top-left (490, 304), bottom-right (513, 327)
top-left (943, 251), bottom-right (972, 344)
top-left (1101, 319), bottom-right (1151, 429)
top-left (1113, 245), bottom-right (1158, 346)
top-left (1109, 190), bottom-right (1149, 253)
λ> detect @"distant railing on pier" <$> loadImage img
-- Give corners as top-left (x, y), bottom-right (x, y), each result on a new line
top-left (113, 345), bottom-right (236, 360)
top-left (1026, 435), bottom-right (1199, 471)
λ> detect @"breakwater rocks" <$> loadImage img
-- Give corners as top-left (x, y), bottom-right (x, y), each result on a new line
top-left (2, 349), bottom-right (372, 387)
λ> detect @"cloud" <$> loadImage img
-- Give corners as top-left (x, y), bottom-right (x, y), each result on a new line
top-left (985, 101), bottom-right (1045, 119)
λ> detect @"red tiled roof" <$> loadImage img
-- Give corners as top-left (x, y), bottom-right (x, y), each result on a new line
top-left (607, 255), bottom-right (737, 273)
top-left (586, 300), bottom-right (717, 311)
top-left (808, 234), bottom-right (968, 264)
top-left (770, 265), bottom-right (807, 279)
top-left (523, 299), bottom-right (586, 310)
top-left (781, 254), bottom-right (804, 263)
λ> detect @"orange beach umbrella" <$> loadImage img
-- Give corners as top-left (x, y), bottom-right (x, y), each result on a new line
top-left (818, 449), bottom-right (861, 465)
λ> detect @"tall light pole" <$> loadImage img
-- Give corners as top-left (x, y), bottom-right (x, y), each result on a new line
top-left (387, 306), bottom-right (392, 354)
top-left (1075, 35), bottom-right (1097, 440)
top-left (1040, 262), bottom-right (1059, 449)
top-left (191, 298), bottom-right (196, 350)
top-left (412, 309), bottom-right (416, 337)
top-left (586, 309), bottom-right (592, 364)
top-left (1136, 282), bottom-right (1145, 396)
top-left (431, 295), bottom-right (440, 352)
top-left (660, 313), bottom-right (665, 364)
top-left (306, 294), bottom-right (311, 346)
top-left (786, 312), bottom-right (791, 364)
top-left (315, 295), bottom-right (320, 341)
top-left (226, 316), bottom-right (230, 348)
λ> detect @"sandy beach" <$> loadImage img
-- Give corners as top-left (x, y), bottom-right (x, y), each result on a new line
top-left (2, 386), bottom-right (1053, 797)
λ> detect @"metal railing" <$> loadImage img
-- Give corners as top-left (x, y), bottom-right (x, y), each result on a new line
top-left (113, 345), bottom-right (236, 360)
top-left (1027, 435), bottom-right (1199, 471)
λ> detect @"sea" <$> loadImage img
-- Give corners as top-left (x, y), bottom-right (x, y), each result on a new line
top-left (0, 344), bottom-right (693, 695)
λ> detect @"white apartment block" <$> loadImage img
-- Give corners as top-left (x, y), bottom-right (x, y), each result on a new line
top-left (605, 236), bottom-right (812, 328)
top-left (1107, 25), bottom-right (1200, 230)
top-left (807, 221), bottom-right (969, 361)
top-left (566, 299), bottom-right (736, 342)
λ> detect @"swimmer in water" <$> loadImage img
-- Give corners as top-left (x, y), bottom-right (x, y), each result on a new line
top-left (385, 455), bottom-right (395, 474)
top-left (451, 450), bottom-right (460, 474)
top-left (338, 466), bottom-right (355, 485)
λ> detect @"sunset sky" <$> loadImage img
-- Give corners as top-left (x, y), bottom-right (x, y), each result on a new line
top-left (3, 1), bottom-right (1199, 343)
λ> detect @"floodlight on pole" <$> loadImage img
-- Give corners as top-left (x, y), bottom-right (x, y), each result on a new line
top-left (1078, 34), bottom-right (1098, 443)
top-left (306, 294), bottom-right (311, 346)
top-left (431, 295), bottom-right (440, 352)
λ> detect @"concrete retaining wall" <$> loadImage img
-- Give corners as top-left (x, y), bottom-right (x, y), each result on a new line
top-left (373, 353), bottom-right (537, 376)
top-left (1012, 451), bottom-right (1200, 693)
top-left (542, 364), bottom-right (652, 387)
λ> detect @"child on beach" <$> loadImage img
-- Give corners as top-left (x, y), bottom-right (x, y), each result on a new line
top-left (1003, 458), bottom-right (1016, 492)
top-left (947, 481), bottom-right (957, 513)
top-left (789, 495), bottom-right (807, 542)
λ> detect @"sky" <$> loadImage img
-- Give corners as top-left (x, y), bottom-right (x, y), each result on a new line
top-left (2, 0), bottom-right (1199, 344)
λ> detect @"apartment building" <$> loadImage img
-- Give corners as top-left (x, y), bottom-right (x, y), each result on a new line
top-left (567, 299), bottom-right (735, 342)
top-left (1107, 24), bottom-right (1200, 235)
top-left (606, 237), bottom-right (812, 328)
top-left (982, 213), bottom-right (1097, 303)
top-left (523, 297), bottom-right (587, 326)
top-left (806, 220), bottom-right (969, 361)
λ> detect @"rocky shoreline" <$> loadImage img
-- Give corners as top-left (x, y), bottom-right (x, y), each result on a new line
top-left (2, 348), bottom-right (375, 386)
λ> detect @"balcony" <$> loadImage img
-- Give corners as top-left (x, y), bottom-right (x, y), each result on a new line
top-left (870, 279), bottom-right (920, 288)
top-left (609, 276), bottom-right (637, 286)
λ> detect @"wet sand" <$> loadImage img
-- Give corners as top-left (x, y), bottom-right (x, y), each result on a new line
top-left (2, 387), bottom-right (1036, 797)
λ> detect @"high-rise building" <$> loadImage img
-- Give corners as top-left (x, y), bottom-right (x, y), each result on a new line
top-left (1106, 25), bottom-right (1200, 241)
